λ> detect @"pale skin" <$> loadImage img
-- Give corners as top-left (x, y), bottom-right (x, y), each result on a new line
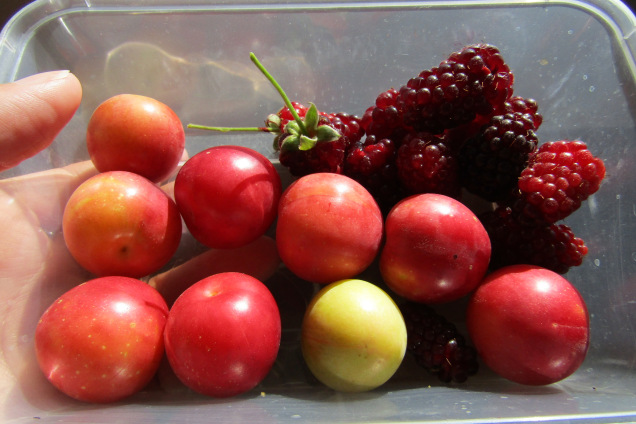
top-left (0, 71), bottom-right (96, 408)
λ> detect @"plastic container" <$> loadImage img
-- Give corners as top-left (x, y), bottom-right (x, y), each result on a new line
top-left (1, 0), bottom-right (636, 422)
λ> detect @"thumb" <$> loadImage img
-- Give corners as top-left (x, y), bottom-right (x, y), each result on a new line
top-left (0, 70), bottom-right (83, 172)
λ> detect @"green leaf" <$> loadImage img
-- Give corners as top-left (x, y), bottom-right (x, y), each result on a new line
top-left (266, 113), bottom-right (282, 132)
top-left (299, 135), bottom-right (318, 151)
top-left (316, 124), bottom-right (342, 143)
top-left (273, 134), bottom-right (282, 151)
top-left (285, 121), bottom-right (301, 137)
top-left (304, 103), bottom-right (319, 136)
top-left (280, 134), bottom-right (300, 153)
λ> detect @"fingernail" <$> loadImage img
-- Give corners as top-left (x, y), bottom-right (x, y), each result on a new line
top-left (14, 70), bottom-right (71, 85)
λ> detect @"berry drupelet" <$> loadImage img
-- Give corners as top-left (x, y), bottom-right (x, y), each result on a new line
top-left (480, 205), bottom-right (589, 274)
top-left (396, 132), bottom-right (461, 198)
top-left (396, 44), bottom-right (514, 135)
top-left (401, 302), bottom-right (479, 383)
top-left (344, 134), bottom-right (402, 212)
top-left (515, 140), bottom-right (606, 224)
top-left (457, 112), bottom-right (539, 202)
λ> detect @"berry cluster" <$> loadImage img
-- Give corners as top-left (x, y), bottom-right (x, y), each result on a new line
top-left (266, 102), bottom-right (364, 175)
top-left (401, 302), bottom-right (479, 383)
top-left (268, 45), bottom-right (515, 208)
top-left (266, 44), bottom-right (605, 275)
top-left (479, 139), bottom-right (605, 274)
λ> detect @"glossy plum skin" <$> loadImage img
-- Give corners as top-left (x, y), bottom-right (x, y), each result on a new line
top-left (301, 279), bottom-right (407, 392)
top-left (276, 173), bottom-right (384, 284)
top-left (62, 171), bottom-right (182, 278)
top-left (466, 265), bottom-right (590, 385)
top-left (35, 276), bottom-right (169, 403)
top-left (87, 94), bottom-right (185, 183)
top-left (174, 146), bottom-right (281, 249)
top-left (164, 272), bottom-right (281, 398)
top-left (380, 193), bottom-right (491, 303)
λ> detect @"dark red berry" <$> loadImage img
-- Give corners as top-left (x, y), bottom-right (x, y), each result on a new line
top-left (345, 135), bottom-right (401, 203)
top-left (396, 132), bottom-right (461, 197)
top-left (272, 103), bottom-right (364, 176)
top-left (277, 132), bottom-right (348, 176)
top-left (457, 112), bottom-right (539, 202)
top-left (516, 140), bottom-right (606, 224)
top-left (401, 302), bottom-right (479, 383)
top-left (501, 96), bottom-right (543, 130)
top-left (480, 205), bottom-right (589, 274)
top-left (443, 96), bottom-right (541, 154)
top-left (397, 44), bottom-right (514, 134)
top-left (266, 102), bottom-right (309, 134)
top-left (361, 88), bottom-right (409, 140)
top-left (325, 112), bottom-right (365, 144)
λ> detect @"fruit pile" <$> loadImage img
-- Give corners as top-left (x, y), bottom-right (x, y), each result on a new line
top-left (245, 46), bottom-right (604, 276)
top-left (193, 46), bottom-right (604, 275)
top-left (32, 43), bottom-right (604, 404)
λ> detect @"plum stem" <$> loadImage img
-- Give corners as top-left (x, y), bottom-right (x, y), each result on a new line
top-left (187, 52), bottom-right (307, 135)
top-left (187, 124), bottom-right (269, 132)
top-left (249, 52), bottom-right (307, 134)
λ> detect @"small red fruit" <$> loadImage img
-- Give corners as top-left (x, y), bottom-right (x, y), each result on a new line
top-left (466, 264), bottom-right (590, 385)
top-left (164, 272), bottom-right (281, 398)
top-left (35, 276), bottom-right (169, 403)
top-left (62, 171), bottom-right (182, 278)
top-left (380, 193), bottom-right (491, 303)
top-left (276, 173), bottom-right (384, 284)
top-left (174, 145), bottom-right (281, 249)
top-left (87, 94), bottom-right (185, 183)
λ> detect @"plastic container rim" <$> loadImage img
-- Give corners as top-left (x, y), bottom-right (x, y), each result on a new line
top-left (1, 0), bottom-right (636, 83)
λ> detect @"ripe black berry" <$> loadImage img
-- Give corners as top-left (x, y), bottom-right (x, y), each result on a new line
top-left (396, 44), bottom-right (514, 134)
top-left (480, 205), bottom-right (589, 274)
top-left (401, 302), bottom-right (479, 383)
top-left (457, 112), bottom-right (539, 202)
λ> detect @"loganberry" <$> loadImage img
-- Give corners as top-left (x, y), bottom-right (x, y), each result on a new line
top-left (401, 302), bottom-right (479, 383)
top-left (457, 112), bottom-right (539, 202)
top-left (480, 205), bottom-right (589, 274)
top-left (396, 44), bottom-right (514, 134)
top-left (501, 96), bottom-right (543, 130)
top-left (396, 132), bottom-right (461, 198)
top-left (344, 135), bottom-right (402, 211)
top-left (362, 88), bottom-right (408, 141)
top-left (516, 140), bottom-right (606, 224)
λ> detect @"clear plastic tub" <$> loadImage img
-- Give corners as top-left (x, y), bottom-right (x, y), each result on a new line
top-left (1, 0), bottom-right (635, 422)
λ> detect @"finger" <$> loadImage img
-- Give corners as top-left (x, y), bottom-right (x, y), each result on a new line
top-left (149, 235), bottom-right (281, 307)
top-left (0, 71), bottom-right (83, 172)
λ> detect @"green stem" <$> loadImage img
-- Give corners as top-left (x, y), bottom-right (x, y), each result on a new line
top-left (249, 52), bottom-right (307, 134)
top-left (187, 124), bottom-right (270, 132)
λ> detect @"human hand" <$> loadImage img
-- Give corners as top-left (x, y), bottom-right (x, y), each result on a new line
top-left (0, 71), bottom-right (281, 413)
top-left (0, 71), bottom-right (98, 412)
top-left (0, 70), bottom-right (83, 172)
